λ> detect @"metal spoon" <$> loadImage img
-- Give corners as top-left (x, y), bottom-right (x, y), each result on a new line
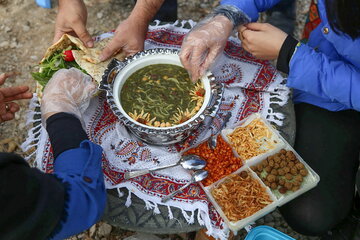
top-left (161, 170), bottom-right (208, 203)
top-left (124, 155), bottom-right (206, 179)
top-left (208, 112), bottom-right (232, 149)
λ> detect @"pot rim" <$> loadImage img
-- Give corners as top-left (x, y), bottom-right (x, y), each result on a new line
top-left (113, 52), bottom-right (211, 130)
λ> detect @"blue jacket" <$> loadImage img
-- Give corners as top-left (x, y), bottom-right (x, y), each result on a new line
top-left (221, 0), bottom-right (360, 111)
top-left (51, 140), bottom-right (106, 240)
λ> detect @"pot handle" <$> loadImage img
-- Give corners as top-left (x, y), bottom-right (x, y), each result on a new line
top-left (204, 79), bottom-right (224, 118)
top-left (99, 58), bottom-right (125, 90)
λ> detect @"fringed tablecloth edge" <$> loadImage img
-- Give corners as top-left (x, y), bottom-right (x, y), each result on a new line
top-left (106, 182), bottom-right (230, 240)
top-left (21, 93), bottom-right (47, 164)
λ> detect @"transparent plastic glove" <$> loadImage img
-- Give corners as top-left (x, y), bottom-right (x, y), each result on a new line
top-left (180, 15), bottom-right (233, 82)
top-left (41, 68), bottom-right (96, 124)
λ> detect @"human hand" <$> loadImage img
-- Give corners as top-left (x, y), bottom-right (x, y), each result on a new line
top-left (238, 23), bottom-right (288, 60)
top-left (53, 0), bottom-right (94, 48)
top-left (41, 68), bottom-right (96, 122)
top-left (180, 15), bottom-right (233, 82)
top-left (99, 16), bottom-right (148, 61)
top-left (0, 72), bottom-right (32, 123)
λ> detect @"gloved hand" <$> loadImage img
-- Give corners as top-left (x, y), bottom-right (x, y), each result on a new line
top-left (41, 68), bottom-right (96, 123)
top-left (180, 4), bottom-right (250, 82)
top-left (180, 15), bottom-right (233, 82)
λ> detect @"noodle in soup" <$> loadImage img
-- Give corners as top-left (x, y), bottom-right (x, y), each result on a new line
top-left (120, 64), bottom-right (204, 127)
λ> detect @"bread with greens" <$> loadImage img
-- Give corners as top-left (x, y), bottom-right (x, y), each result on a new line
top-left (32, 34), bottom-right (125, 95)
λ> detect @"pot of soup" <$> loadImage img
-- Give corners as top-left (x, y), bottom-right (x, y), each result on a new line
top-left (100, 48), bottom-right (223, 145)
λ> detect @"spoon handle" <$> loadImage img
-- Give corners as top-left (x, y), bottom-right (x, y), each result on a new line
top-left (161, 182), bottom-right (192, 203)
top-left (208, 112), bottom-right (232, 149)
top-left (125, 162), bottom-right (179, 179)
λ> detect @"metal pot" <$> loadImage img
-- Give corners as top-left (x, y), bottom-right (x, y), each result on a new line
top-left (100, 48), bottom-right (223, 145)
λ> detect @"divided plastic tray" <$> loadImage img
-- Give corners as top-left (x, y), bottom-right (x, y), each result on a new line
top-left (198, 113), bottom-right (320, 232)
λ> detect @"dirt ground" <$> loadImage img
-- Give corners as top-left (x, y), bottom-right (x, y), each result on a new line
top-left (0, 0), bottom-right (313, 239)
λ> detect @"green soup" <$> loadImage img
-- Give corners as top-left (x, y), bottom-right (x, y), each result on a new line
top-left (120, 64), bottom-right (204, 127)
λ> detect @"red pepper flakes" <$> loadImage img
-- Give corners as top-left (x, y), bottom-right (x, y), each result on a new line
top-left (184, 135), bottom-right (243, 186)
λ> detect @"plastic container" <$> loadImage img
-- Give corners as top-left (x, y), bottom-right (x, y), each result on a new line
top-left (35, 0), bottom-right (51, 8)
top-left (249, 145), bottom-right (320, 204)
top-left (199, 113), bottom-right (320, 232)
top-left (203, 166), bottom-right (278, 231)
top-left (245, 226), bottom-right (295, 240)
top-left (221, 113), bottom-right (286, 164)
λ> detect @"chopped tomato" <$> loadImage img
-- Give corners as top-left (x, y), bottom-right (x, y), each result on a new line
top-left (195, 88), bottom-right (205, 97)
top-left (63, 50), bottom-right (75, 62)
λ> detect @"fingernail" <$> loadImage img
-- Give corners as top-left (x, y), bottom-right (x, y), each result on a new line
top-left (99, 55), bottom-right (105, 62)
top-left (199, 69), bottom-right (205, 79)
top-left (87, 41), bottom-right (94, 48)
top-left (191, 75), bottom-right (198, 82)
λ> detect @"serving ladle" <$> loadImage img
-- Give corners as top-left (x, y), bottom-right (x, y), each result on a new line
top-left (124, 155), bottom-right (206, 179)
top-left (161, 170), bottom-right (208, 203)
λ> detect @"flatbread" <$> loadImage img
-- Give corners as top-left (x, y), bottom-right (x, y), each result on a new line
top-left (40, 34), bottom-right (125, 84)
top-left (68, 34), bottom-right (126, 65)
top-left (72, 38), bottom-right (125, 84)
top-left (40, 35), bottom-right (74, 62)
top-left (72, 49), bottom-right (113, 84)
top-left (76, 37), bottom-right (114, 64)
top-left (36, 34), bottom-right (125, 98)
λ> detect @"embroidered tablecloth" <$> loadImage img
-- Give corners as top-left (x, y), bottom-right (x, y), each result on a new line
top-left (23, 20), bottom-right (291, 239)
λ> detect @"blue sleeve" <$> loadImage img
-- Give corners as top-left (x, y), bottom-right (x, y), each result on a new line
top-left (220, 0), bottom-right (281, 22)
top-left (50, 140), bottom-right (106, 240)
top-left (288, 43), bottom-right (360, 111)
